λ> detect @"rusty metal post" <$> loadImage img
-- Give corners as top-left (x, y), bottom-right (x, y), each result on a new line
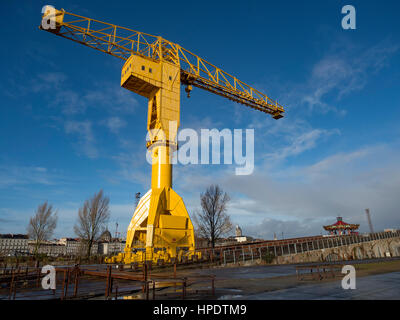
top-left (36, 267), bottom-right (40, 288)
top-left (182, 278), bottom-right (186, 300)
top-left (173, 262), bottom-right (177, 291)
top-left (9, 269), bottom-right (15, 300)
top-left (152, 281), bottom-right (155, 300)
top-left (145, 281), bottom-right (149, 300)
top-left (12, 281), bottom-right (17, 300)
top-left (109, 277), bottom-right (114, 298)
top-left (317, 266), bottom-right (321, 280)
top-left (61, 270), bottom-right (66, 300)
top-left (105, 265), bottom-right (111, 299)
top-left (148, 261), bottom-right (151, 278)
top-left (65, 268), bottom-right (70, 298)
top-left (73, 266), bottom-right (79, 298)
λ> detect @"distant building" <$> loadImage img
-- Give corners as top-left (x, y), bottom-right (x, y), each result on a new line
top-left (234, 236), bottom-right (252, 243)
top-left (233, 225), bottom-right (253, 243)
top-left (0, 234), bottom-right (29, 256)
top-left (99, 230), bottom-right (112, 242)
top-left (194, 236), bottom-right (209, 249)
top-left (28, 240), bottom-right (66, 256)
top-left (58, 238), bottom-right (80, 255)
top-left (28, 238), bottom-right (100, 257)
top-left (76, 241), bottom-right (99, 256)
top-left (323, 217), bottom-right (359, 235)
top-left (97, 229), bottom-right (125, 255)
top-left (98, 240), bottom-right (125, 255)
top-left (235, 225), bottom-right (242, 237)
top-left (0, 233), bottom-right (119, 257)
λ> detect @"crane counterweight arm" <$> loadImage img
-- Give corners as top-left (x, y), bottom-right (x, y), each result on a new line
top-left (40, 7), bottom-right (285, 119)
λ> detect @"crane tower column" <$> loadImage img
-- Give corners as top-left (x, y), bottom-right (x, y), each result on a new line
top-left (115, 54), bottom-right (197, 263)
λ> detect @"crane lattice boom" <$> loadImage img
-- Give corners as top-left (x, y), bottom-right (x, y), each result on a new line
top-left (40, 8), bottom-right (284, 118)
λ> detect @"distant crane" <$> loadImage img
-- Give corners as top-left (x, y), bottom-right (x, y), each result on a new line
top-left (134, 192), bottom-right (141, 208)
top-left (365, 208), bottom-right (374, 233)
top-left (39, 7), bottom-right (285, 264)
top-left (114, 221), bottom-right (120, 240)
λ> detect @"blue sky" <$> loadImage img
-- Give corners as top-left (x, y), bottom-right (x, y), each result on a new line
top-left (1, 0), bottom-right (399, 239)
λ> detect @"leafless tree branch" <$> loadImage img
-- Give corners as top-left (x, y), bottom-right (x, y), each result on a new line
top-left (74, 189), bottom-right (110, 258)
top-left (193, 185), bottom-right (233, 248)
top-left (27, 201), bottom-right (58, 255)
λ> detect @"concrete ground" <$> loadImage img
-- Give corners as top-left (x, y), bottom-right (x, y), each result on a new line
top-left (178, 259), bottom-right (400, 300)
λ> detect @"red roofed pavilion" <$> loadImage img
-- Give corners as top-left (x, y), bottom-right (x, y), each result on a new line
top-left (323, 217), bottom-right (359, 235)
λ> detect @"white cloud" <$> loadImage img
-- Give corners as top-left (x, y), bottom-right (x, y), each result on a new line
top-left (25, 72), bottom-right (139, 116)
top-left (264, 128), bottom-right (339, 162)
top-left (285, 40), bottom-right (399, 115)
top-left (103, 117), bottom-right (127, 134)
top-left (243, 218), bottom-right (330, 240)
top-left (31, 72), bottom-right (67, 93)
top-left (64, 120), bottom-right (98, 158)
top-left (172, 142), bottom-right (400, 239)
top-left (0, 165), bottom-right (57, 188)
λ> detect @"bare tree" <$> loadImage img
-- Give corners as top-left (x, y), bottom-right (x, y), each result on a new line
top-left (193, 185), bottom-right (233, 248)
top-left (27, 201), bottom-right (58, 255)
top-left (74, 190), bottom-right (110, 258)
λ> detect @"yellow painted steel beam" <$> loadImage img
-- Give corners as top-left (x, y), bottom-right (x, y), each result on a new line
top-left (39, 8), bottom-right (285, 119)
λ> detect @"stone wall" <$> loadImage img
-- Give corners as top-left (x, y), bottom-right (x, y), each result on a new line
top-left (274, 237), bottom-right (400, 264)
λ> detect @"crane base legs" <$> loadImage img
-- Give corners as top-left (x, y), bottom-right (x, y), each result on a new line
top-left (104, 187), bottom-right (201, 264)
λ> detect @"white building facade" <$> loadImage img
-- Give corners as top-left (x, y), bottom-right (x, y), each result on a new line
top-left (0, 234), bottom-right (29, 256)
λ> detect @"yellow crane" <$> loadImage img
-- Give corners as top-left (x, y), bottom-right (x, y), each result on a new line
top-left (39, 7), bottom-right (285, 264)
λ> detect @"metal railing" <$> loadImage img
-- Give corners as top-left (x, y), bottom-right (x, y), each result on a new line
top-left (196, 230), bottom-right (400, 265)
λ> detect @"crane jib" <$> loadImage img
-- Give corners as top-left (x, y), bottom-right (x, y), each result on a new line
top-left (39, 7), bottom-right (285, 120)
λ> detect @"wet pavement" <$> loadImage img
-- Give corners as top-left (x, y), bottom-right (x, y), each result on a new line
top-left (218, 271), bottom-right (400, 300)
top-left (2, 259), bottom-right (400, 300)
top-left (195, 258), bottom-right (400, 280)
top-left (196, 264), bottom-right (296, 279)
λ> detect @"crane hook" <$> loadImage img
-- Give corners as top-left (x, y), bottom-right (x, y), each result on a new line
top-left (185, 84), bottom-right (192, 98)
